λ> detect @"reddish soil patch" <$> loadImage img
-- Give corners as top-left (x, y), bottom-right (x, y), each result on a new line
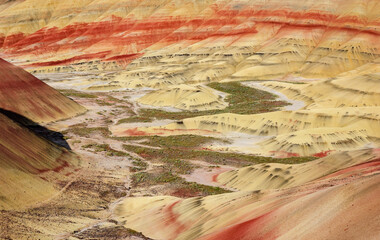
top-left (138, 153), bottom-right (152, 158)
top-left (164, 201), bottom-right (187, 237)
top-left (200, 211), bottom-right (276, 240)
top-left (37, 160), bottom-right (70, 174)
top-left (270, 151), bottom-right (300, 158)
top-left (313, 150), bottom-right (334, 158)
top-left (212, 174), bottom-right (219, 182)
top-left (319, 159), bottom-right (380, 180)
top-left (124, 128), bottom-right (147, 136)
top-left (171, 188), bottom-right (201, 198)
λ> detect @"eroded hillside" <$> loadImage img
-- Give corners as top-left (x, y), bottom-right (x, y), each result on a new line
top-left (0, 0), bottom-right (379, 239)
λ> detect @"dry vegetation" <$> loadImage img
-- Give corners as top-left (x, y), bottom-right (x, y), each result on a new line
top-left (116, 82), bottom-right (289, 123)
top-left (121, 135), bottom-right (316, 167)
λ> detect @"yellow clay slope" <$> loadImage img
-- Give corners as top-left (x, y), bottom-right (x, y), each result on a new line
top-left (114, 149), bottom-right (380, 240)
top-left (0, 113), bottom-right (81, 210)
top-left (262, 61), bottom-right (380, 109)
top-left (138, 84), bottom-right (228, 111)
top-left (115, 107), bottom-right (380, 156)
top-left (253, 127), bottom-right (378, 156)
top-left (216, 148), bottom-right (376, 191)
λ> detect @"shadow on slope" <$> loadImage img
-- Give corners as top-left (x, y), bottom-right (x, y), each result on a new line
top-left (0, 108), bottom-right (71, 150)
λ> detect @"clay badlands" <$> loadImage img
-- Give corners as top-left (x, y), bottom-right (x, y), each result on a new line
top-left (0, 0), bottom-right (379, 239)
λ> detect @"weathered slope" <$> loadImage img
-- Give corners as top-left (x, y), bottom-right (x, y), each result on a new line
top-left (114, 149), bottom-right (380, 240)
top-left (0, 58), bottom-right (85, 123)
top-left (115, 107), bottom-right (380, 156)
top-left (0, 0), bottom-right (377, 85)
top-left (138, 84), bottom-right (227, 111)
top-left (263, 60), bottom-right (380, 110)
top-left (0, 112), bottom-right (81, 210)
top-left (216, 148), bottom-right (377, 191)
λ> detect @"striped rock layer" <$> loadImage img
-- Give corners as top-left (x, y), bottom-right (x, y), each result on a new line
top-left (0, 0), bottom-right (377, 84)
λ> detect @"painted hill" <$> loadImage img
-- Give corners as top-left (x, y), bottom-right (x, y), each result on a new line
top-left (0, 57), bottom-right (84, 210)
top-left (0, 0), bottom-right (377, 81)
top-left (0, 112), bottom-right (81, 210)
top-left (114, 148), bottom-right (380, 240)
top-left (0, 0), bottom-right (378, 238)
top-left (0, 58), bottom-right (85, 123)
top-left (114, 107), bottom-right (380, 157)
top-left (216, 148), bottom-right (378, 191)
top-left (9, 0), bottom-right (374, 157)
top-left (0, 0), bottom-right (378, 123)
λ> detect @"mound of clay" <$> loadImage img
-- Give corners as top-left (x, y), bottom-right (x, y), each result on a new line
top-left (0, 112), bottom-right (80, 210)
top-left (114, 107), bottom-right (380, 156)
top-left (0, 58), bottom-right (85, 123)
top-left (262, 61), bottom-right (380, 109)
top-left (114, 149), bottom-right (380, 240)
top-left (255, 128), bottom-right (378, 157)
top-left (138, 84), bottom-right (227, 111)
top-left (109, 66), bottom-right (188, 89)
top-left (216, 148), bottom-right (377, 191)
